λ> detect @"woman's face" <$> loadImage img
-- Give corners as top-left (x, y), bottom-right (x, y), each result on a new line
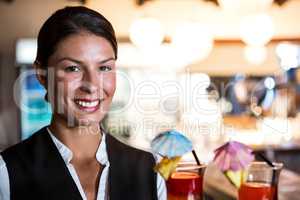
top-left (45, 32), bottom-right (116, 126)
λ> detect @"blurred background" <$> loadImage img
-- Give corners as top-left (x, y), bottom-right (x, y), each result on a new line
top-left (1, 0), bottom-right (300, 176)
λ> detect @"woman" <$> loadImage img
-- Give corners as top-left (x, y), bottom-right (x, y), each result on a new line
top-left (0, 6), bottom-right (166, 200)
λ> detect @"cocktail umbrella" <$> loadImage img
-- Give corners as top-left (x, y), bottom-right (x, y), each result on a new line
top-left (214, 141), bottom-right (254, 172)
top-left (151, 130), bottom-right (193, 158)
top-left (151, 130), bottom-right (200, 179)
top-left (213, 141), bottom-right (254, 187)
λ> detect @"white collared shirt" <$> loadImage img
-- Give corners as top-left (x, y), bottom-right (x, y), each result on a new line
top-left (0, 129), bottom-right (167, 200)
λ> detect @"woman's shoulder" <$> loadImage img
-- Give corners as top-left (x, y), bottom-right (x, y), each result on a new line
top-left (0, 127), bottom-right (48, 159)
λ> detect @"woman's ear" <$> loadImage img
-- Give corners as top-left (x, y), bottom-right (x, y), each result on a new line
top-left (33, 61), bottom-right (47, 88)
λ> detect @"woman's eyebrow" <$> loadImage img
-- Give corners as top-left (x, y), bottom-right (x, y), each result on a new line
top-left (56, 57), bottom-right (115, 64)
top-left (56, 57), bottom-right (83, 64)
top-left (97, 57), bottom-right (115, 64)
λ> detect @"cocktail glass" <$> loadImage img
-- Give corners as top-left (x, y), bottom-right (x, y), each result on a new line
top-left (238, 161), bottom-right (283, 200)
top-left (167, 162), bottom-right (206, 200)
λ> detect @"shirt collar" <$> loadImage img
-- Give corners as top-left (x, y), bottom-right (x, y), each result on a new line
top-left (46, 127), bottom-right (108, 165)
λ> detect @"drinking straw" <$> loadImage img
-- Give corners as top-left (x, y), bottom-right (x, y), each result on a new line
top-left (256, 152), bottom-right (276, 185)
top-left (192, 150), bottom-right (201, 166)
top-left (256, 152), bottom-right (275, 167)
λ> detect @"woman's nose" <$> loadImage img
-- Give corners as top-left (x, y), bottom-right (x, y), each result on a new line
top-left (80, 71), bottom-right (99, 93)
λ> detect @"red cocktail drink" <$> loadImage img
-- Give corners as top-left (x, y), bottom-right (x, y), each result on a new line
top-left (239, 182), bottom-right (275, 200)
top-left (167, 163), bottom-right (205, 200)
top-left (238, 162), bottom-right (283, 200)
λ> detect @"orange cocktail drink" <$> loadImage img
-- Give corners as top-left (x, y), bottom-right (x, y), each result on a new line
top-left (167, 163), bottom-right (206, 200)
top-left (239, 182), bottom-right (275, 200)
top-left (238, 162), bottom-right (283, 200)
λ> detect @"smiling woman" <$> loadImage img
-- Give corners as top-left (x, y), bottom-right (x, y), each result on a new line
top-left (45, 33), bottom-right (117, 127)
top-left (0, 6), bottom-right (166, 200)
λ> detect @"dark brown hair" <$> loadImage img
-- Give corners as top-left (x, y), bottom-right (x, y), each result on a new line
top-left (35, 6), bottom-right (118, 67)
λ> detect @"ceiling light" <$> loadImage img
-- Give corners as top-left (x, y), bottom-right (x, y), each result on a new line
top-left (276, 42), bottom-right (300, 70)
top-left (171, 22), bottom-right (214, 64)
top-left (240, 14), bottom-right (274, 46)
top-left (129, 17), bottom-right (164, 49)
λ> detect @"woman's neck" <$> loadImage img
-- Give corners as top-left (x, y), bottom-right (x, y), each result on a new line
top-left (48, 115), bottom-right (102, 161)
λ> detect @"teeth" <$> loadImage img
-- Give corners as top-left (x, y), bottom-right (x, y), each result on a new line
top-left (76, 100), bottom-right (99, 108)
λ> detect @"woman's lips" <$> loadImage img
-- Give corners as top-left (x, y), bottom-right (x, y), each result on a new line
top-left (74, 99), bottom-right (101, 112)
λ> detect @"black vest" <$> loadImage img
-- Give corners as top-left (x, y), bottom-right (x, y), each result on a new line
top-left (1, 127), bottom-right (158, 200)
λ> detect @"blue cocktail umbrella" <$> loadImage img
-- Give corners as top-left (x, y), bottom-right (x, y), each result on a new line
top-left (151, 129), bottom-right (201, 179)
top-left (151, 130), bottom-right (193, 158)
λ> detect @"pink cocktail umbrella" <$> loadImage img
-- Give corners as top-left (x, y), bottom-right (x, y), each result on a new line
top-left (213, 141), bottom-right (254, 188)
top-left (213, 141), bottom-right (254, 172)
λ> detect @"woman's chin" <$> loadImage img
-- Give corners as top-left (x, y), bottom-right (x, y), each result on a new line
top-left (76, 118), bottom-right (100, 126)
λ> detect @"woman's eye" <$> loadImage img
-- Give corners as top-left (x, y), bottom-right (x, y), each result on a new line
top-left (64, 65), bottom-right (80, 72)
top-left (99, 66), bottom-right (112, 72)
